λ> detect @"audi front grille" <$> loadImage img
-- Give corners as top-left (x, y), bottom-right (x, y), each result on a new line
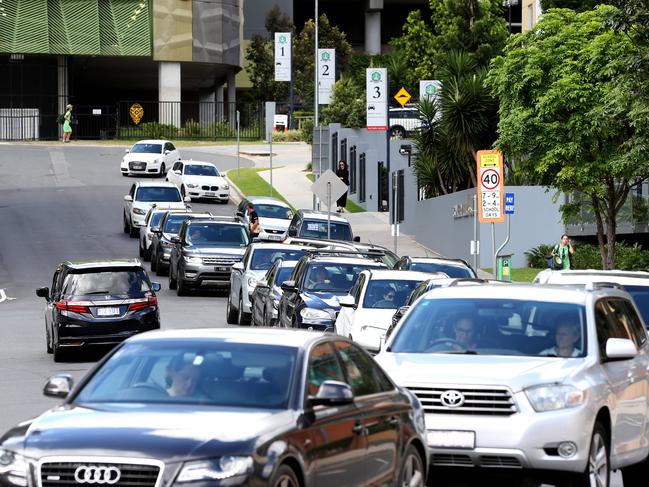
top-left (39, 460), bottom-right (161, 487)
top-left (406, 385), bottom-right (517, 415)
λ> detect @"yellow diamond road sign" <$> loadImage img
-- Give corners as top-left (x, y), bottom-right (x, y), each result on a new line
top-left (394, 87), bottom-right (412, 107)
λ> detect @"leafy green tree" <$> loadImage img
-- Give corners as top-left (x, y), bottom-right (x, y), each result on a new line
top-left (320, 77), bottom-right (366, 128)
top-left (541, 0), bottom-right (602, 11)
top-left (393, 0), bottom-right (508, 86)
top-left (487, 6), bottom-right (649, 269)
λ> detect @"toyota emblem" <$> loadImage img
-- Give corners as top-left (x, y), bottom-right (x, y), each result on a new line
top-left (74, 466), bottom-right (121, 485)
top-left (440, 389), bottom-right (465, 408)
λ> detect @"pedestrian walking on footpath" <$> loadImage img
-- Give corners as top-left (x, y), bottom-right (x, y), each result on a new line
top-left (246, 201), bottom-right (260, 238)
top-left (335, 160), bottom-right (349, 213)
top-left (62, 104), bottom-right (73, 143)
top-left (550, 234), bottom-right (575, 270)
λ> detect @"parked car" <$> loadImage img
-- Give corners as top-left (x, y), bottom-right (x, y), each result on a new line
top-left (251, 259), bottom-right (299, 327)
top-left (278, 250), bottom-right (387, 330)
top-left (534, 269), bottom-right (649, 326)
top-left (123, 181), bottom-right (189, 238)
top-left (139, 205), bottom-right (178, 261)
top-left (394, 255), bottom-right (477, 278)
top-left (150, 210), bottom-right (212, 275)
top-left (336, 270), bottom-right (446, 353)
top-left (287, 209), bottom-right (358, 242)
top-left (166, 160), bottom-right (230, 202)
top-left (35, 259), bottom-right (161, 362)
top-left (226, 243), bottom-right (307, 325)
top-left (168, 216), bottom-right (249, 295)
top-left (120, 139), bottom-right (180, 177)
top-left (0, 328), bottom-right (428, 487)
top-left (236, 196), bottom-right (294, 241)
top-left (376, 281), bottom-right (649, 486)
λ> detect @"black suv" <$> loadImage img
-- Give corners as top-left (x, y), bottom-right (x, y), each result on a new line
top-left (278, 250), bottom-right (386, 330)
top-left (393, 255), bottom-right (477, 278)
top-left (168, 216), bottom-right (249, 295)
top-left (36, 259), bottom-right (161, 362)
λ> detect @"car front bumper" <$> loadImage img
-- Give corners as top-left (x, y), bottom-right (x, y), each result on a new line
top-left (121, 160), bottom-right (163, 174)
top-left (182, 263), bottom-right (235, 288)
top-left (352, 326), bottom-right (386, 353)
top-left (186, 188), bottom-right (229, 201)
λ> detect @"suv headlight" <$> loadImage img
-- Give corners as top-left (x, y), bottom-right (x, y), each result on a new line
top-left (133, 208), bottom-right (146, 215)
top-left (525, 385), bottom-right (585, 412)
top-left (177, 457), bottom-right (253, 482)
top-left (300, 308), bottom-right (331, 320)
top-left (184, 255), bottom-right (203, 264)
top-left (0, 449), bottom-right (28, 486)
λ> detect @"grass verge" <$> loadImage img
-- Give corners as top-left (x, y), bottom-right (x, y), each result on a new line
top-left (306, 173), bottom-right (365, 213)
top-left (226, 168), bottom-right (295, 211)
top-left (481, 267), bottom-right (544, 283)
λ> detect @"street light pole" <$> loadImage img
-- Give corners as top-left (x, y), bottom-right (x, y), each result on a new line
top-left (314, 0), bottom-right (319, 128)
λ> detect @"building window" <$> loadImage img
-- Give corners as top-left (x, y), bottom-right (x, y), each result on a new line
top-left (359, 153), bottom-right (366, 203)
top-left (340, 138), bottom-right (347, 165)
top-left (350, 146), bottom-right (357, 194)
top-left (397, 170), bottom-right (405, 222)
top-left (527, 4), bottom-right (533, 30)
top-left (331, 132), bottom-right (338, 171)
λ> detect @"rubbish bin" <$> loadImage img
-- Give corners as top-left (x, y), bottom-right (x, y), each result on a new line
top-left (497, 254), bottom-right (513, 282)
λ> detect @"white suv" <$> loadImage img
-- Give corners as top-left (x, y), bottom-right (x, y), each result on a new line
top-left (389, 106), bottom-right (425, 139)
top-left (123, 181), bottom-right (189, 238)
top-left (376, 281), bottom-right (649, 486)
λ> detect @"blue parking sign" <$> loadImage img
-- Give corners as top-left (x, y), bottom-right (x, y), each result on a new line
top-left (505, 192), bottom-right (515, 214)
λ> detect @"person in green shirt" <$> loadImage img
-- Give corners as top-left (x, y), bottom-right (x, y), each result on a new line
top-left (62, 104), bottom-right (73, 143)
top-left (552, 234), bottom-right (575, 270)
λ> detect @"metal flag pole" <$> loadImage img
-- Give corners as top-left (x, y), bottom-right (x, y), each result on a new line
top-left (236, 110), bottom-right (240, 178)
top-left (393, 172), bottom-right (398, 254)
top-left (327, 181), bottom-right (331, 239)
top-left (473, 193), bottom-right (478, 271)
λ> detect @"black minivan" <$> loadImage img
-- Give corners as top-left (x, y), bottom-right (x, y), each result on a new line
top-left (36, 259), bottom-right (161, 362)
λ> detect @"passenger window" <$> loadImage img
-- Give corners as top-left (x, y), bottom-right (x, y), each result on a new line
top-left (334, 341), bottom-right (387, 396)
top-left (168, 143), bottom-right (176, 151)
top-left (129, 184), bottom-right (135, 197)
top-left (351, 275), bottom-right (366, 305)
top-left (620, 300), bottom-right (647, 347)
top-left (596, 300), bottom-right (632, 359)
top-left (307, 342), bottom-right (346, 397)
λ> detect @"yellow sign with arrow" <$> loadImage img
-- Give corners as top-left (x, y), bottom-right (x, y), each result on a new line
top-left (394, 87), bottom-right (412, 107)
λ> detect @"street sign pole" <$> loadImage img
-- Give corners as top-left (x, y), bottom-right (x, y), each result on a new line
top-left (327, 182), bottom-right (331, 239)
top-left (236, 110), bottom-right (240, 178)
top-left (495, 214), bottom-right (512, 278)
top-left (492, 223), bottom-right (497, 279)
top-left (473, 193), bottom-right (478, 271)
top-left (314, 0), bottom-right (319, 127)
top-left (269, 130), bottom-right (273, 197)
top-left (392, 172), bottom-right (398, 254)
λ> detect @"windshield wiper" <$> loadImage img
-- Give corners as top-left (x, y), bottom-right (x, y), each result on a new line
top-left (84, 291), bottom-right (111, 295)
top-left (446, 350), bottom-right (478, 355)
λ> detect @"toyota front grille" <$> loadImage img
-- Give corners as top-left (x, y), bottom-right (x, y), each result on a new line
top-left (406, 385), bottom-right (517, 415)
top-left (40, 461), bottom-right (161, 487)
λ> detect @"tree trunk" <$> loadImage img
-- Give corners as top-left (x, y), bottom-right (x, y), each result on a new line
top-left (437, 170), bottom-right (448, 195)
top-left (591, 196), bottom-right (608, 269)
top-left (605, 179), bottom-right (618, 269)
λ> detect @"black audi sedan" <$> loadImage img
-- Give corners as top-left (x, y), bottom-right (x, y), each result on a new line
top-left (36, 259), bottom-right (161, 362)
top-left (0, 329), bottom-right (428, 487)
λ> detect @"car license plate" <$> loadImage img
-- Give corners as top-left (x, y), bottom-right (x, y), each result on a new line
top-left (215, 266), bottom-right (229, 272)
top-left (97, 307), bottom-right (121, 317)
top-left (427, 430), bottom-right (475, 449)
top-left (267, 234), bottom-right (283, 241)
top-left (205, 192), bottom-right (216, 197)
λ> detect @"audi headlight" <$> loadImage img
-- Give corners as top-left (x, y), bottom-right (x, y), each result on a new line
top-left (300, 308), bottom-right (331, 320)
top-left (184, 255), bottom-right (203, 264)
top-left (525, 384), bottom-right (585, 412)
top-left (177, 456), bottom-right (253, 482)
top-left (133, 208), bottom-right (146, 215)
top-left (0, 449), bottom-right (28, 486)
top-left (186, 183), bottom-right (198, 189)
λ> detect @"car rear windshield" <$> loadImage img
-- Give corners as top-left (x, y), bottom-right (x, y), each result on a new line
top-left (363, 279), bottom-right (424, 309)
top-left (390, 298), bottom-right (587, 358)
top-left (184, 165), bottom-right (219, 177)
top-left (149, 212), bottom-right (166, 228)
top-left (411, 262), bottom-right (475, 278)
top-left (131, 143), bottom-right (162, 154)
top-left (164, 214), bottom-right (191, 234)
top-left (255, 204), bottom-right (293, 220)
top-left (186, 224), bottom-right (249, 247)
top-left (136, 187), bottom-right (181, 202)
top-left (304, 263), bottom-right (383, 293)
top-left (251, 249), bottom-right (306, 270)
top-left (300, 220), bottom-right (352, 241)
top-left (623, 285), bottom-right (649, 326)
top-left (75, 341), bottom-right (298, 409)
top-left (63, 270), bottom-right (151, 296)
top-left (275, 266), bottom-right (296, 285)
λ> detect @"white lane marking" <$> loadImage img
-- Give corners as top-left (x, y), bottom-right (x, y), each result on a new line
top-left (0, 289), bottom-right (16, 303)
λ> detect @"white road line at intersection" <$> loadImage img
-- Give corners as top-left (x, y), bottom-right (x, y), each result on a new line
top-left (0, 289), bottom-right (17, 303)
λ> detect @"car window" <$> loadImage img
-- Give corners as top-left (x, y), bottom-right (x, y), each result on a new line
top-left (136, 186), bottom-right (182, 203)
top-left (163, 214), bottom-right (191, 234)
top-left (390, 298), bottom-right (587, 357)
top-left (605, 299), bottom-right (645, 348)
top-left (129, 184), bottom-right (136, 197)
top-left (621, 285), bottom-right (649, 328)
top-left (299, 220), bottom-right (352, 241)
top-left (149, 212), bottom-right (165, 228)
top-left (172, 162), bottom-right (182, 171)
top-left (62, 270), bottom-right (151, 296)
top-left (184, 165), bottom-right (219, 177)
top-left (334, 341), bottom-right (391, 395)
top-left (304, 263), bottom-right (381, 293)
top-left (51, 270), bottom-right (61, 295)
top-left (275, 266), bottom-right (295, 286)
top-left (168, 143), bottom-right (176, 151)
top-left (76, 342), bottom-right (297, 409)
top-left (186, 224), bottom-right (249, 247)
top-left (131, 143), bottom-right (162, 154)
top-left (254, 204), bottom-right (293, 220)
top-left (250, 249), bottom-right (306, 271)
top-left (411, 262), bottom-right (475, 278)
top-left (363, 279), bottom-right (423, 309)
top-left (596, 299), bottom-right (632, 358)
top-left (307, 342), bottom-right (346, 396)
top-left (350, 274), bottom-right (366, 304)
top-left (620, 300), bottom-right (648, 347)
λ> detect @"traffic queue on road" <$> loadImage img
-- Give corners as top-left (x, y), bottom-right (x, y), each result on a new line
top-left (13, 170), bottom-right (649, 487)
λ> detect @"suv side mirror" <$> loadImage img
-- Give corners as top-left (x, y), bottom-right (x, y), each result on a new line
top-left (125, 149), bottom-right (130, 153)
top-left (231, 262), bottom-right (244, 272)
top-left (171, 236), bottom-right (181, 244)
top-left (123, 195), bottom-right (133, 202)
top-left (338, 295), bottom-right (357, 309)
top-left (43, 374), bottom-right (73, 398)
top-left (281, 280), bottom-right (297, 292)
top-left (353, 236), bottom-right (361, 242)
top-left (184, 196), bottom-right (191, 203)
top-left (173, 170), bottom-right (181, 175)
top-left (309, 381), bottom-right (354, 407)
top-left (151, 282), bottom-right (162, 292)
top-left (605, 338), bottom-right (637, 361)
top-left (36, 287), bottom-right (50, 299)
top-left (151, 226), bottom-right (160, 233)
top-left (164, 150), bottom-right (171, 155)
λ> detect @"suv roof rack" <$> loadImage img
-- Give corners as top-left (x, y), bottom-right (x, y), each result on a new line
top-left (305, 248), bottom-right (387, 257)
top-left (447, 278), bottom-right (509, 287)
top-left (584, 281), bottom-right (626, 292)
top-left (186, 215), bottom-right (240, 223)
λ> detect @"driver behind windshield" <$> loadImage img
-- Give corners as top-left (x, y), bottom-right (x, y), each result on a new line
top-left (452, 315), bottom-right (479, 350)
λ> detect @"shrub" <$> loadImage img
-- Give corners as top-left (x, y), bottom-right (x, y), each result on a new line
top-left (301, 118), bottom-right (314, 145)
top-left (135, 122), bottom-right (178, 139)
top-left (524, 244), bottom-right (554, 268)
top-left (182, 119), bottom-right (202, 138)
top-left (528, 242), bottom-right (649, 270)
top-left (271, 129), bottom-right (304, 142)
top-left (305, 161), bottom-right (312, 172)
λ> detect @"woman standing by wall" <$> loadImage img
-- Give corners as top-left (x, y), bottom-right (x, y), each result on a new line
top-left (62, 104), bottom-right (73, 143)
top-left (336, 160), bottom-right (349, 213)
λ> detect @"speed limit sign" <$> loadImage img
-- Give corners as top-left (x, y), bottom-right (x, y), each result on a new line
top-left (477, 150), bottom-right (504, 223)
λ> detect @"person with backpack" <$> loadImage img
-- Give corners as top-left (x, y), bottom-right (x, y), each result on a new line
top-left (62, 104), bottom-right (73, 143)
top-left (551, 234), bottom-right (574, 270)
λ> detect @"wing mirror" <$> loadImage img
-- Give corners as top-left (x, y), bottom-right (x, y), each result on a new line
top-left (184, 196), bottom-right (191, 203)
top-left (123, 195), bottom-right (133, 202)
top-left (338, 295), bottom-right (357, 309)
top-left (124, 149), bottom-right (130, 153)
top-left (164, 150), bottom-right (171, 155)
top-left (231, 262), bottom-right (244, 272)
top-left (36, 287), bottom-right (50, 299)
top-left (605, 338), bottom-right (637, 361)
top-left (151, 282), bottom-right (162, 292)
top-left (310, 381), bottom-right (354, 407)
top-left (43, 374), bottom-right (73, 398)
top-left (150, 226), bottom-right (160, 233)
top-left (281, 280), bottom-right (297, 292)
top-left (353, 236), bottom-right (361, 242)
top-left (173, 170), bottom-right (181, 176)
top-left (170, 236), bottom-right (181, 244)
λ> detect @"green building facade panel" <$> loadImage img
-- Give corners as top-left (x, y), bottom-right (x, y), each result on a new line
top-left (0, 0), bottom-right (151, 56)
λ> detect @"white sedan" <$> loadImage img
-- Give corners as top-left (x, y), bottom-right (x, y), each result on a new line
top-left (336, 269), bottom-right (447, 353)
top-left (166, 160), bottom-right (230, 203)
top-left (120, 139), bottom-right (181, 177)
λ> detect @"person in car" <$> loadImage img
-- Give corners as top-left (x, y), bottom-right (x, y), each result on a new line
top-left (166, 354), bottom-right (202, 397)
top-left (374, 288), bottom-right (396, 308)
top-left (453, 315), bottom-right (479, 350)
top-left (188, 227), bottom-right (206, 244)
top-left (307, 267), bottom-right (333, 290)
top-left (539, 320), bottom-right (581, 357)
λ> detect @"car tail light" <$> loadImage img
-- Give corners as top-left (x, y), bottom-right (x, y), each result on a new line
top-left (128, 296), bottom-right (158, 311)
top-left (55, 301), bottom-right (90, 314)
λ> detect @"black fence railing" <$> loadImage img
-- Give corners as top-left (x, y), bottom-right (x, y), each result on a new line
top-left (0, 101), bottom-right (264, 141)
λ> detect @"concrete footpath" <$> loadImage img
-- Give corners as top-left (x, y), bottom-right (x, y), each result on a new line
top-left (221, 142), bottom-right (438, 258)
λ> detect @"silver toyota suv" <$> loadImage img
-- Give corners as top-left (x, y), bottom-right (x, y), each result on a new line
top-left (375, 281), bottom-right (649, 486)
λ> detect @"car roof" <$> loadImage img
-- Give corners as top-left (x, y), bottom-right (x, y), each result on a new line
top-left (63, 258), bottom-right (143, 270)
top-left (296, 209), bottom-right (349, 223)
top-left (362, 270), bottom-right (444, 281)
top-left (178, 160), bottom-right (217, 168)
top-left (406, 256), bottom-right (471, 267)
top-left (250, 242), bottom-right (308, 251)
top-left (185, 216), bottom-right (245, 226)
top-left (535, 269), bottom-right (649, 286)
top-left (134, 181), bottom-right (178, 188)
top-left (308, 256), bottom-right (386, 266)
top-left (128, 327), bottom-right (330, 348)
top-left (133, 139), bottom-right (171, 144)
top-left (247, 196), bottom-right (291, 207)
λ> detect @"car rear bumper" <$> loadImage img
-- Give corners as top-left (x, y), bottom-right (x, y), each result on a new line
top-left (56, 311), bottom-right (160, 346)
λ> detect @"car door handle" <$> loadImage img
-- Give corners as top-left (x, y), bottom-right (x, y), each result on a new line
top-left (352, 423), bottom-right (365, 435)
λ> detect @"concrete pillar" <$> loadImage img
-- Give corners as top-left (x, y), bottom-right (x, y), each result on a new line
top-left (158, 62), bottom-right (181, 127)
top-left (199, 90), bottom-right (215, 125)
top-left (57, 56), bottom-right (68, 139)
top-left (227, 70), bottom-right (236, 126)
top-left (365, 0), bottom-right (382, 55)
top-left (215, 82), bottom-right (225, 121)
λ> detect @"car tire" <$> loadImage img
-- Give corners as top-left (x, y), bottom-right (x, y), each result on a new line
top-left (160, 163), bottom-right (166, 177)
top-left (176, 269), bottom-right (187, 296)
top-left (169, 266), bottom-right (177, 289)
top-left (143, 246), bottom-right (151, 262)
top-left (397, 445), bottom-right (425, 487)
top-left (390, 125), bottom-right (407, 139)
top-left (237, 293), bottom-right (249, 325)
top-left (150, 251), bottom-right (157, 272)
top-left (622, 454), bottom-right (649, 486)
top-left (129, 220), bottom-right (139, 238)
top-left (45, 326), bottom-right (52, 354)
top-left (563, 422), bottom-right (609, 487)
top-left (181, 186), bottom-right (186, 198)
top-left (53, 342), bottom-right (65, 363)
top-left (123, 212), bottom-right (129, 234)
top-left (138, 241), bottom-right (144, 257)
top-left (226, 293), bottom-right (238, 324)
top-left (269, 464), bottom-right (299, 487)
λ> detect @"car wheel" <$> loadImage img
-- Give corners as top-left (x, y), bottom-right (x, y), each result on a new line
top-left (143, 245), bottom-right (151, 262)
top-left (176, 268), bottom-right (187, 296)
top-left (45, 326), bottom-right (52, 354)
top-left (398, 445), bottom-right (425, 487)
top-left (181, 186), bottom-right (186, 198)
top-left (123, 212), bottom-right (129, 234)
top-left (269, 464), bottom-right (299, 487)
top-left (237, 293), bottom-right (249, 325)
top-left (53, 342), bottom-right (65, 363)
top-left (390, 125), bottom-right (407, 139)
top-left (168, 265), bottom-right (177, 289)
top-left (129, 219), bottom-right (139, 238)
top-left (226, 293), bottom-right (238, 324)
top-left (564, 422), bottom-right (609, 487)
top-left (160, 163), bottom-right (166, 177)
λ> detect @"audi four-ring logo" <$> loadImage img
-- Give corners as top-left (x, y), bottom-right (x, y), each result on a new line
top-left (440, 390), bottom-right (465, 408)
top-left (74, 466), bottom-right (121, 484)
